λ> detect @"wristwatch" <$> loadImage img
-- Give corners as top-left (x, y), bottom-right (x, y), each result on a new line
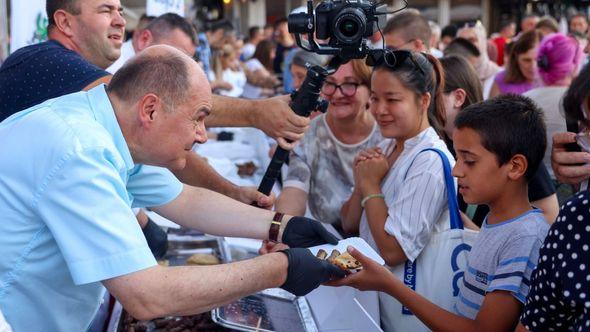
top-left (268, 212), bottom-right (285, 242)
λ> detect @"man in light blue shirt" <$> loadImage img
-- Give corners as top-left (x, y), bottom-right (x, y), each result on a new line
top-left (0, 46), bottom-right (344, 331)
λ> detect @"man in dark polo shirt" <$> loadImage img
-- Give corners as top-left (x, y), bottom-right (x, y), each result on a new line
top-left (0, 0), bottom-right (309, 206)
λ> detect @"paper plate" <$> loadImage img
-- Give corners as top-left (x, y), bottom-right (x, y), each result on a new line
top-left (308, 237), bottom-right (385, 265)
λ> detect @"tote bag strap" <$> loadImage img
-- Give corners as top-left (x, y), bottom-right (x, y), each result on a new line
top-left (403, 148), bottom-right (463, 230)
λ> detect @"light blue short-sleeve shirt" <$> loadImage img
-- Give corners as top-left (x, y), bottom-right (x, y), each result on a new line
top-left (0, 85), bottom-right (183, 331)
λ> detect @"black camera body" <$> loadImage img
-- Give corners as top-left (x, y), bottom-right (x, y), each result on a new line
top-left (316, 1), bottom-right (385, 48)
top-left (289, 0), bottom-right (387, 60)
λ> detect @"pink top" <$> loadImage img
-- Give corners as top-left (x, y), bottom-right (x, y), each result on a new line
top-left (494, 70), bottom-right (540, 95)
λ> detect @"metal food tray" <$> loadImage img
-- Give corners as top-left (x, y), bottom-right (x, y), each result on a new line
top-left (108, 236), bottom-right (231, 332)
top-left (212, 288), bottom-right (318, 332)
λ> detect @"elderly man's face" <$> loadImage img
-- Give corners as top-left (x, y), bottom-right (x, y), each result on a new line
top-left (153, 64), bottom-right (211, 170)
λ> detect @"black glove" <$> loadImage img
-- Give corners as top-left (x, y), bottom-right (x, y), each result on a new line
top-left (281, 216), bottom-right (339, 248)
top-left (142, 217), bottom-right (168, 259)
top-left (280, 248), bottom-right (346, 296)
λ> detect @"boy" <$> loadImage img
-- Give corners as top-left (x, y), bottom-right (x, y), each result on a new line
top-left (328, 94), bottom-right (550, 331)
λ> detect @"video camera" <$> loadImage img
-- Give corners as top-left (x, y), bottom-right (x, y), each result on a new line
top-left (255, 1), bottom-right (407, 197)
top-left (288, 0), bottom-right (388, 60)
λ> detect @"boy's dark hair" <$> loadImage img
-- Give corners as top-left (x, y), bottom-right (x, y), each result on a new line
top-left (47, 0), bottom-right (80, 28)
top-left (444, 37), bottom-right (481, 58)
top-left (146, 13), bottom-right (197, 45)
top-left (455, 94), bottom-right (547, 181)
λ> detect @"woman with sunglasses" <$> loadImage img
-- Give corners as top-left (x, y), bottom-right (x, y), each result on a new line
top-left (273, 59), bottom-right (384, 236)
top-left (340, 50), bottom-right (452, 330)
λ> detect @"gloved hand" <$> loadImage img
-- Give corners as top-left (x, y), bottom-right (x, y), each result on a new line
top-left (281, 216), bottom-right (339, 248)
top-left (280, 248), bottom-right (346, 296)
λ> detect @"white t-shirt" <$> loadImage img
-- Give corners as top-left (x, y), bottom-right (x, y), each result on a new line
top-left (242, 58), bottom-right (266, 99)
top-left (359, 127), bottom-right (456, 262)
top-left (106, 40), bottom-right (135, 74)
top-left (241, 43), bottom-right (256, 60)
top-left (217, 68), bottom-right (247, 98)
top-left (524, 86), bottom-right (568, 180)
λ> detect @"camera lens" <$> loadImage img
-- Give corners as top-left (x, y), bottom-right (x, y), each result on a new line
top-left (333, 7), bottom-right (366, 45)
top-left (339, 19), bottom-right (359, 38)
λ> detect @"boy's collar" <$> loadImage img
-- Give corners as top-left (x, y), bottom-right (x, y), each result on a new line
top-left (483, 208), bottom-right (543, 228)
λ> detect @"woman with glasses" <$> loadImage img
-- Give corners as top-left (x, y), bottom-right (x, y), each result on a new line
top-left (340, 50), bottom-right (453, 331)
top-left (274, 59), bottom-right (383, 236)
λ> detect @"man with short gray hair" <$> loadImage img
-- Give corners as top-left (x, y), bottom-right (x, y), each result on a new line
top-left (0, 45), bottom-right (344, 331)
top-left (0, 0), bottom-right (310, 209)
top-left (383, 11), bottom-right (431, 52)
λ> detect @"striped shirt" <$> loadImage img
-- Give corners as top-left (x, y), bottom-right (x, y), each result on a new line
top-left (359, 127), bottom-right (456, 262)
top-left (455, 209), bottom-right (549, 319)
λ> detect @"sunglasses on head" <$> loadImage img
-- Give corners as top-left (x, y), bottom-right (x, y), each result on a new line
top-left (366, 49), bottom-right (427, 76)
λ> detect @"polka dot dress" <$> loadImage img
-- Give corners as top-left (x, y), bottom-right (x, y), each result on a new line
top-left (520, 191), bottom-right (590, 331)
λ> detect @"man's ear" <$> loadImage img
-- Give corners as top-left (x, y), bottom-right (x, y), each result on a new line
top-left (453, 88), bottom-right (467, 108)
top-left (413, 39), bottom-right (427, 53)
top-left (507, 154), bottom-right (528, 181)
top-left (53, 10), bottom-right (76, 37)
top-left (137, 94), bottom-right (160, 127)
top-left (136, 29), bottom-right (154, 52)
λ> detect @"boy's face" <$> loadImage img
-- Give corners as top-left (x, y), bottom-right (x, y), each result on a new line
top-left (451, 127), bottom-right (510, 205)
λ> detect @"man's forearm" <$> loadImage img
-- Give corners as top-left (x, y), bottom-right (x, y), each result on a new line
top-left (105, 253), bottom-right (288, 320)
top-left (153, 185), bottom-right (283, 240)
top-left (207, 95), bottom-right (255, 128)
top-left (173, 152), bottom-right (239, 199)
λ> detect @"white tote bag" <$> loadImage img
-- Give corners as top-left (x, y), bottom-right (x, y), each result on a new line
top-left (379, 148), bottom-right (479, 332)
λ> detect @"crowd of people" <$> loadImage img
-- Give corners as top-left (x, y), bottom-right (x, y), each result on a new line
top-left (1, 1), bottom-right (590, 331)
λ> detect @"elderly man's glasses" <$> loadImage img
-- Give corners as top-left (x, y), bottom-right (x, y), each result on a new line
top-left (322, 82), bottom-right (361, 97)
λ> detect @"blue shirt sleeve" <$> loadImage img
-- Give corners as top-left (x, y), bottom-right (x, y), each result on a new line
top-left (35, 146), bottom-right (156, 285)
top-left (126, 165), bottom-right (183, 208)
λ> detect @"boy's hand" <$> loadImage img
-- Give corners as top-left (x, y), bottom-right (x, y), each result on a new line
top-left (551, 132), bottom-right (590, 185)
top-left (325, 246), bottom-right (395, 292)
top-left (356, 155), bottom-right (389, 194)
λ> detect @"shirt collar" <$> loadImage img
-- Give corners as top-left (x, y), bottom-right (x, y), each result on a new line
top-left (403, 127), bottom-right (438, 150)
top-left (86, 84), bottom-right (135, 172)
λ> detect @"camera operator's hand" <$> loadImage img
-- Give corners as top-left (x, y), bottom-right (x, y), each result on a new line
top-left (552, 132), bottom-right (590, 185)
top-left (281, 216), bottom-right (339, 248)
top-left (280, 248), bottom-right (346, 296)
top-left (235, 186), bottom-right (275, 209)
top-left (251, 95), bottom-right (310, 150)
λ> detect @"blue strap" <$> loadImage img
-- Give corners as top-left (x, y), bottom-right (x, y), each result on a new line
top-left (403, 148), bottom-right (463, 230)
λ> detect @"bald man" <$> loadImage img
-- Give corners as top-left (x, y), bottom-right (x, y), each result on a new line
top-left (0, 0), bottom-right (308, 207)
top-left (0, 46), bottom-right (344, 331)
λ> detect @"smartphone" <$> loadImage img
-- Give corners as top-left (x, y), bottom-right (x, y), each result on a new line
top-left (566, 117), bottom-right (582, 152)
top-left (577, 133), bottom-right (590, 153)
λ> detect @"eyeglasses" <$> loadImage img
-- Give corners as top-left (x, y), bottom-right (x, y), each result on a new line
top-left (321, 82), bottom-right (361, 97)
top-left (366, 48), bottom-right (427, 76)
